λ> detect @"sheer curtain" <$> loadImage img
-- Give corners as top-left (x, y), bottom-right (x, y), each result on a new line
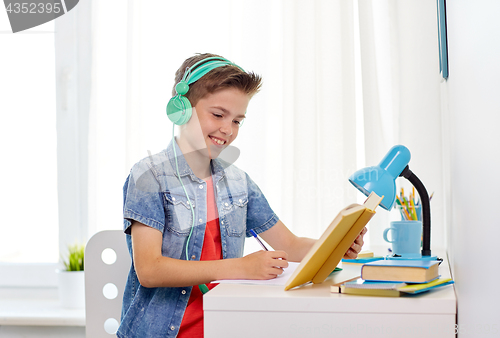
top-left (87, 0), bottom-right (359, 241)
top-left (357, 0), bottom-right (445, 248)
top-left (86, 0), bottom-right (445, 249)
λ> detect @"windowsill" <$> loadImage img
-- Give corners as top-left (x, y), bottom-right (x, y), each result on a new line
top-left (0, 287), bottom-right (85, 327)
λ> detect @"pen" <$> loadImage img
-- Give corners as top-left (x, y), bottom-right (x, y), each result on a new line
top-left (396, 195), bottom-right (411, 220)
top-left (395, 198), bottom-right (406, 220)
top-left (410, 199), bottom-right (418, 221)
top-left (402, 196), bottom-right (414, 220)
top-left (249, 229), bottom-right (269, 251)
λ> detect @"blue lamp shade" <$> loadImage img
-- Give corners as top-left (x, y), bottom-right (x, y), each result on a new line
top-left (349, 145), bottom-right (411, 210)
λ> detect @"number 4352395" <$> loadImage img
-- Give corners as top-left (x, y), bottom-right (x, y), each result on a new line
top-left (6, 2), bottom-right (62, 14)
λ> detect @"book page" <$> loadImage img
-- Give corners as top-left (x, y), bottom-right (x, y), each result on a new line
top-left (212, 262), bottom-right (300, 286)
top-left (364, 192), bottom-right (384, 211)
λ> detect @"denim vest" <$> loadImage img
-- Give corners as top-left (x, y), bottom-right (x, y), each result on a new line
top-left (117, 140), bottom-right (278, 338)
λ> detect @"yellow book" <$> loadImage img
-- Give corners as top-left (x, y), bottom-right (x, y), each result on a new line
top-left (340, 286), bottom-right (402, 297)
top-left (357, 250), bottom-right (374, 258)
top-left (398, 278), bottom-right (454, 294)
top-left (334, 278), bottom-right (454, 297)
top-left (330, 276), bottom-right (361, 293)
top-left (284, 192), bottom-right (383, 291)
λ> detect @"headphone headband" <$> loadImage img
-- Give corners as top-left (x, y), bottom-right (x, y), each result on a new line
top-left (182, 56), bottom-right (229, 81)
top-left (182, 57), bottom-right (244, 85)
top-left (167, 56), bottom-right (244, 126)
top-left (186, 61), bottom-right (233, 84)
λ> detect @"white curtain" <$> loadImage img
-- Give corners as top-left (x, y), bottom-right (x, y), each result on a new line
top-left (236, 0), bottom-right (359, 239)
top-left (357, 0), bottom-right (445, 248)
top-left (87, 0), bottom-right (359, 240)
top-left (87, 0), bottom-right (445, 249)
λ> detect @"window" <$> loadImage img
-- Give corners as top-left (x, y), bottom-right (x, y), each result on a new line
top-left (0, 17), bottom-right (58, 265)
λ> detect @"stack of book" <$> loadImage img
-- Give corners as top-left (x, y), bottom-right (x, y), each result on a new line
top-left (332, 259), bottom-right (454, 297)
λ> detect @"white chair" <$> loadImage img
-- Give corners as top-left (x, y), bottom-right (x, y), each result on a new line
top-left (85, 230), bottom-right (131, 337)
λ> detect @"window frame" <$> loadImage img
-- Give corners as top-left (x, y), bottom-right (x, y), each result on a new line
top-left (0, 2), bottom-right (91, 288)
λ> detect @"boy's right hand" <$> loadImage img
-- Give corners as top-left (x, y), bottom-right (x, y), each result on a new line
top-left (239, 250), bottom-right (289, 280)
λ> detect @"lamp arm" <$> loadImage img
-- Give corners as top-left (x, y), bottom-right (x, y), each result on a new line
top-left (399, 166), bottom-right (432, 256)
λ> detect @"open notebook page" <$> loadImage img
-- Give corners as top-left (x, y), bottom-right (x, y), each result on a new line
top-left (211, 262), bottom-right (300, 286)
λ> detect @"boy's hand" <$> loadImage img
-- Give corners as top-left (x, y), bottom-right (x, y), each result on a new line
top-left (239, 250), bottom-right (289, 280)
top-left (343, 227), bottom-right (367, 259)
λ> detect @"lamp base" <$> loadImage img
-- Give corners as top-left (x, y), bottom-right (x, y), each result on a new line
top-left (385, 253), bottom-right (438, 260)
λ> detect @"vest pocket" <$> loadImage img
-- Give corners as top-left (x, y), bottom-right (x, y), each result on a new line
top-left (163, 192), bottom-right (195, 236)
top-left (221, 194), bottom-right (248, 237)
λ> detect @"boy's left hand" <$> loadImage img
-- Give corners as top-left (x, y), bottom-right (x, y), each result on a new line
top-left (343, 227), bottom-right (367, 259)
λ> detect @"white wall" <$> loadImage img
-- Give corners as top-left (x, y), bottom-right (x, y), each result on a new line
top-left (393, 0), bottom-right (445, 251)
top-left (357, 0), bottom-right (447, 251)
top-left (444, 1), bottom-right (500, 336)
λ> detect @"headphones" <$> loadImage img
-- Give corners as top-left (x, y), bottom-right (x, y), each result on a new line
top-left (166, 56), bottom-right (243, 125)
top-left (168, 56), bottom-right (243, 294)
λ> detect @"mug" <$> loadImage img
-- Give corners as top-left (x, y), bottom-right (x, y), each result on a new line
top-left (383, 221), bottom-right (422, 255)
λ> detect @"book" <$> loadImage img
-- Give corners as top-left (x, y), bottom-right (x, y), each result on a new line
top-left (357, 250), bottom-right (375, 258)
top-left (284, 192), bottom-right (383, 291)
top-left (331, 277), bottom-right (454, 297)
top-left (397, 278), bottom-right (454, 294)
top-left (341, 287), bottom-right (401, 297)
top-left (331, 276), bottom-right (361, 293)
top-left (340, 279), bottom-right (407, 297)
top-left (361, 259), bottom-right (440, 283)
top-left (341, 256), bottom-right (384, 265)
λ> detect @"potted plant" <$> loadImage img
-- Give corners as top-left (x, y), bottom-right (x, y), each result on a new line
top-left (57, 243), bottom-right (85, 309)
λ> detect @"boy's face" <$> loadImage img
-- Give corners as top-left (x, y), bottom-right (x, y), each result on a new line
top-left (183, 88), bottom-right (250, 159)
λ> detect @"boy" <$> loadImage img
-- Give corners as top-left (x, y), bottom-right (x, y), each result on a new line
top-left (117, 53), bottom-right (366, 337)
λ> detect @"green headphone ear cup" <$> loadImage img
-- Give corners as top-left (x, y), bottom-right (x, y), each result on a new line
top-left (175, 81), bottom-right (189, 95)
top-left (166, 95), bottom-right (192, 125)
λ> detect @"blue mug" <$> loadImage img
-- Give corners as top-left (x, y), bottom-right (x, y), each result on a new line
top-left (383, 221), bottom-right (422, 256)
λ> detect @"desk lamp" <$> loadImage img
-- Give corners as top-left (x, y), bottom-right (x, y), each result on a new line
top-left (349, 145), bottom-right (434, 259)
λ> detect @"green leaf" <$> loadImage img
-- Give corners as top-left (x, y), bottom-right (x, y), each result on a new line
top-left (61, 243), bottom-right (85, 271)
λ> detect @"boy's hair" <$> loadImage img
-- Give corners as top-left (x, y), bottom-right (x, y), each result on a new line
top-left (172, 53), bottom-right (262, 107)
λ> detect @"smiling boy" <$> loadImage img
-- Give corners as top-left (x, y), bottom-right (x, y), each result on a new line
top-left (117, 53), bottom-right (367, 338)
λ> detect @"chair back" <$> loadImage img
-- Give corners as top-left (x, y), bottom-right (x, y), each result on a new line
top-left (85, 230), bottom-right (131, 337)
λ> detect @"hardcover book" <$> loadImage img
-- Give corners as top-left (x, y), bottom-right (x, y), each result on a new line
top-left (361, 259), bottom-right (440, 283)
top-left (284, 192), bottom-right (382, 291)
top-left (331, 277), bottom-right (454, 297)
top-left (339, 279), bottom-right (407, 297)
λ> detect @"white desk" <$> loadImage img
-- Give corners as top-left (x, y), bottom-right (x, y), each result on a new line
top-left (204, 252), bottom-right (456, 338)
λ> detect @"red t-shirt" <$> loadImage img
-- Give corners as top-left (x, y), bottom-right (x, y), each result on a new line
top-left (178, 177), bottom-right (222, 337)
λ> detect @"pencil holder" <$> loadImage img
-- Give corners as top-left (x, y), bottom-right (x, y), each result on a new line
top-left (396, 205), bottom-right (421, 221)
